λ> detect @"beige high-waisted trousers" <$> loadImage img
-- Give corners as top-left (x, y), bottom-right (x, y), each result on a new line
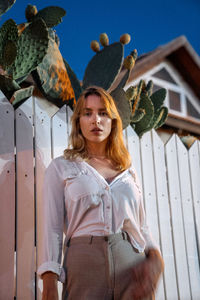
top-left (62, 232), bottom-right (154, 300)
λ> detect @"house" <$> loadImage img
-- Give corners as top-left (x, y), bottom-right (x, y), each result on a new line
top-left (124, 36), bottom-right (200, 144)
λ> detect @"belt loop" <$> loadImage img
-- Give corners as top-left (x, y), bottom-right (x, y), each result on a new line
top-left (89, 235), bottom-right (93, 244)
top-left (67, 238), bottom-right (71, 247)
top-left (122, 231), bottom-right (127, 240)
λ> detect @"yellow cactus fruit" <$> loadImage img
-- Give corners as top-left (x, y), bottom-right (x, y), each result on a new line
top-left (99, 33), bottom-right (109, 46)
top-left (25, 5), bottom-right (38, 22)
top-left (120, 33), bottom-right (131, 45)
top-left (90, 40), bottom-right (100, 52)
top-left (123, 55), bottom-right (135, 70)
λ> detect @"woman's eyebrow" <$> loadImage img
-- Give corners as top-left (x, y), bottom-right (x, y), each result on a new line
top-left (83, 107), bottom-right (106, 111)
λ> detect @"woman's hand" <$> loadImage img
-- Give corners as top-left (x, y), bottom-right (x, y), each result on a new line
top-left (131, 248), bottom-right (164, 300)
top-left (42, 272), bottom-right (59, 300)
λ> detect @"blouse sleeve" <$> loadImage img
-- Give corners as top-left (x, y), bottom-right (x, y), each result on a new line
top-left (37, 159), bottom-right (66, 282)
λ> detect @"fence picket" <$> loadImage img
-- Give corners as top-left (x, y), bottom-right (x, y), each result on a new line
top-left (140, 131), bottom-right (165, 300)
top-left (165, 134), bottom-right (191, 299)
top-left (15, 97), bottom-right (35, 300)
top-left (189, 141), bottom-right (200, 257)
top-left (52, 105), bottom-right (68, 159)
top-left (34, 97), bottom-right (58, 300)
top-left (152, 130), bottom-right (178, 300)
top-left (176, 136), bottom-right (200, 299)
top-left (0, 93), bottom-right (15, 300)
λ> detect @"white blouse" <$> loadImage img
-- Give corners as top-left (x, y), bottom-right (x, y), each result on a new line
top-left (37, 156), bottom-right (157, 282)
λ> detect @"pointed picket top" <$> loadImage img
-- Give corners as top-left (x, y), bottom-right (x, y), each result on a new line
top-left (66, 105), bottom-right (73, 138)
top-left (176, 133), bottom-right (200, 298)
top-left (52, 105), bottom-right (68, 158)
top-left (188, 139), bottom-right (200, 253)
top-left (126, 125), bottom-right (141, 180)
top-left (165, 132), bottom-right (192, 299)
top-left (151, 129), bottom-right (179, 300)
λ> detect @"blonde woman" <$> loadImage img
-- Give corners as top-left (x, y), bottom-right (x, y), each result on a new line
top-left (38, 86), bottom-right (164, 300)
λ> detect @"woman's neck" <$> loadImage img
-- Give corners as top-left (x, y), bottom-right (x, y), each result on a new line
top-left (86, 142), bottom-right (107, 158)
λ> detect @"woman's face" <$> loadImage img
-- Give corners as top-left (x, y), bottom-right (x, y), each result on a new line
top-left (79, 94), bottom-right (112, 146)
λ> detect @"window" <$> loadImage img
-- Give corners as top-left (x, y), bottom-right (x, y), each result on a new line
top-left (186, 97), bottom-right (200, 119)
top-left (152, 68), bottom-right (177, 85)
top-left (168, 90), bottom-right (181, 111)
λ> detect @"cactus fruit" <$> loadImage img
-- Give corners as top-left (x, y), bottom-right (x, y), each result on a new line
top-left (123, 55), bottom-right (135, 70)
top-left (120, 34), bottom-right (131, 45)
top-left (0, 0), bottom-right (16, 17)
top-left (90, 40), bottom-right (100, 52)
top-left (99, 33), bottom-right (109, 47)
top-left (25, 5), bottom-right (38, 22)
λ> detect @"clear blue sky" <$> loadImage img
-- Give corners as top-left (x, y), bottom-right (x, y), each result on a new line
top-left (2, 0), bottom-right (200, 80)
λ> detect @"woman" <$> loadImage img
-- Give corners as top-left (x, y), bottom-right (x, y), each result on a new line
top-left (38, 86), bottom-right (164, 300)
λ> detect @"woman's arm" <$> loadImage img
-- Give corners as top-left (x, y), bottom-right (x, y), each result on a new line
top-left (131, 248), bottom-right (164, 299)
top-left (42, 272), bottom-right (59, 300)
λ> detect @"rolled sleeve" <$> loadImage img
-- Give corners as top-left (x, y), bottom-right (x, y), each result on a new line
top-left (37, 159), bottom-right (65, 281)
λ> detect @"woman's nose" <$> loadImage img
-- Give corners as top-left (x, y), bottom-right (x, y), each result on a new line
top-left (92, 113), bottom-right (100, 124)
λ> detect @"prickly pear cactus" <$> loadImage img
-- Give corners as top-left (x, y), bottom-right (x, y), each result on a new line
top-left (129, 81), bottom-right (168, 137)
top-left (83, 33), bottom-right (132, 91)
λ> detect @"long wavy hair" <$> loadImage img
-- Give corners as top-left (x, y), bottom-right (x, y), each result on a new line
top-left (64, 86), bottom-right (131, 170)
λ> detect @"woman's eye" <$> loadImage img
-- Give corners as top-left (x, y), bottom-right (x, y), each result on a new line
top-left (84, 112), bottom-right (91, 116)
top-left (100, 111), bottom-right (108, 116)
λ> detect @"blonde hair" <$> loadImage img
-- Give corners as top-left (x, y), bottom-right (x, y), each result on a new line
top-left (64, 86), bottom-right (131, 171)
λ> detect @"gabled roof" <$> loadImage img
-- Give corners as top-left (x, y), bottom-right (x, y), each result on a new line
top-left (127, 36), bottom-right (200, 99)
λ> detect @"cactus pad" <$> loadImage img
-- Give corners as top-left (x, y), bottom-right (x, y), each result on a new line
top-left (7, 18), bottom-right (49, 80)
top-left (133, 93), bottom-right (154, 137)
top-left (33, 6), bottom-right (66, 28)
top-left (32, 37), bottom-right (75, 107)
top-left (0, 19), bottom-right (18, 66)
top-left (11, 85), bottom-right (34, 107)
top-left (150, 88), bottom-right (167, 110)
top-left (0, 0), bottom-right (16, 17)
top-left (111, 87), bottom-right (131, 129)
top-left (83, 42), bottom-right (124, 90)
top-left (153, 107), bottom-right (168, 129)
top-left (64, 58), bottom-right (83, 101)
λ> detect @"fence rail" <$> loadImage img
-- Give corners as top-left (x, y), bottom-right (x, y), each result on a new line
top-left (0, 94), bottom-right (200, 300)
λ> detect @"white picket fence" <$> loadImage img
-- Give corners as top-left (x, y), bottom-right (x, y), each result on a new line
top-left (0, 92), bottom-right (200, 300)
